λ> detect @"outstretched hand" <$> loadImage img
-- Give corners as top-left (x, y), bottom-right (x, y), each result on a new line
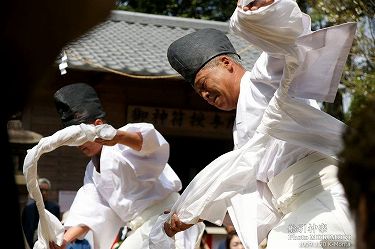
top-left (237, 0), bottom-right (274, 11)
top-left (95, 130), bottom-right (143, 151)
top-left (163, 212), bottom-right (195, 237)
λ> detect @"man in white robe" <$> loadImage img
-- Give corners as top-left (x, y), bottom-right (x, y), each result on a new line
top-left (49, 83), bottom-right (185, 249)
top-left (151, 0), bottom-right (357, 248)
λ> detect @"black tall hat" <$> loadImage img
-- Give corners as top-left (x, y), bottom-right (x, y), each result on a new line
top-left (167, 28), bottom-right (239, 84)
top-left (54, 83), bottom-right (106, 127)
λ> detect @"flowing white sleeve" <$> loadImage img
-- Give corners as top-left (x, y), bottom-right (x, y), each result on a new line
top-left (230, 0), bottom-right (356, 102)
top-left (257, 90), bottom-right (347, 157)
top-left (116, 123), bottom-right (169, 181)
top-left (149, 135), bottom-right (272, 249)
top-left (230, 0), bottom-right (356, 156)
top-left (93, 123), bottom-right (173, 223)
top-left (64, 178), bottom-right (123, 249)
top-left (230, 0), bottom-right (304, 55)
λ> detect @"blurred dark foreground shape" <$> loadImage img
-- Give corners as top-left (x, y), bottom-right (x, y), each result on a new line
top-left (0, 1), bottom-right (115, 248)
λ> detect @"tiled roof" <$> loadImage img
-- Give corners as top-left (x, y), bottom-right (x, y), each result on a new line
top-left (64, 10), bottom-right (261, 77)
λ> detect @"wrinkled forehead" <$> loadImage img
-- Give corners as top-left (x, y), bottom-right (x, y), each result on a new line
top-left (193, 60), bottom-right (222, 88)
top-left (193, 66), bottom-right (210, 90)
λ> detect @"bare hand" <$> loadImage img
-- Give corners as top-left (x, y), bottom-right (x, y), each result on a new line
top-left (49, 240), bottom-right (68, 249)
top-left (237, 0), bottom-right (274, 11)
top-left (163, 213), bottom-right (194, 237)
top-left (94, 131), bottom-right (119, 146)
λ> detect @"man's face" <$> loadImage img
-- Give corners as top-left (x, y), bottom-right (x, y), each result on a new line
top-left (78, 141), bottom-right (102, 157)
top-left (39, 183), bottom-right (49, 201)
top-left (193, 58), bottom-right (240, 111)
top-left (77, 119), bottom-right (103, 157)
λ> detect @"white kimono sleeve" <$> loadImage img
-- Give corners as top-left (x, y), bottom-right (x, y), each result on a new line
top-left (149, 135), bottom-right (270, 249)
top-left (230, 0), bottom-right (304, 55)
top-left (94, 123), bottom-right (174, 223)
top-left (231, 0), bottom-right (356, 154)
top-left (230, 0), bottom-right (356, 102)
top-left (117, 123), bottom-right (170, 181)
top-left (64, 179), bottom-right (123, 249)
top-left (257, 89), bottom-right (347, 157)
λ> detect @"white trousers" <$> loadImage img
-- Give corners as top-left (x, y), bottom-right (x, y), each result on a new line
top-left (266, 152), bottom-right (355, 249)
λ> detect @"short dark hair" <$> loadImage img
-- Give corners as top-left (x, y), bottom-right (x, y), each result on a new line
top-left (226, 230), bottom-right (238, 249)
top-left (200, 53), bottom-right (243, 72)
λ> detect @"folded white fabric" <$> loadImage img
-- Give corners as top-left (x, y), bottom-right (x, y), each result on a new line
top-left (23, 124), bottom-right (116, 249)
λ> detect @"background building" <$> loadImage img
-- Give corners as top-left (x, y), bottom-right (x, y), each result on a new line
top-left (17, 10), bottom-right (260, 220)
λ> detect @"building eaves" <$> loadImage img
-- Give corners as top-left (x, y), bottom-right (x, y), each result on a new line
top-left (64, 10), bottom-right (260, 78)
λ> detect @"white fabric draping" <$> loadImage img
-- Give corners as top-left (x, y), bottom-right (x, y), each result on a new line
top-left (63, 123), bottom-right (184, 249)
top-left (230, 0), bottom-right (356, 102)
top-left (149, 138), bottom-right (261, 249)
top-left (149, 0), bottom-right (356, 248)
top-left (23, 124), bottom-right (116, 249)
top-left (257, 89), bottom-right (347, 157)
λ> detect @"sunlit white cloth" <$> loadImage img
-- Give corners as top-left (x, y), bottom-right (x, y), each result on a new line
top-left (266, 152), bottom-right (355, 248)
top-left (119, 192), bottom-right (205, 249)
top-left (230, 2), bottom-right (355, 244)
top-left (231, 0), bottom-right (356, 103)
top-left (149, 139), bottom-right (259, 249)
top-left (149, 0), bottom-right (356, 248)
top-left (23, 124), bottom-right (116, 249)
top-left (62, 123), bottom-right (184, 249)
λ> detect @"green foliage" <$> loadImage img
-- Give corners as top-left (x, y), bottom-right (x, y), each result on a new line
top-left (117, 0), bottom-right (236, 21)
top-left (301, 0), bottom-right (374, 122)
top-left (346, 71), bottom-right (375, 120)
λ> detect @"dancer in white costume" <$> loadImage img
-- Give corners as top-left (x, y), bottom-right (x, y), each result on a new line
top-left (149, 0), bottom-right (357, 248)
top-left (23, 82), bottom-right (202, 249)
